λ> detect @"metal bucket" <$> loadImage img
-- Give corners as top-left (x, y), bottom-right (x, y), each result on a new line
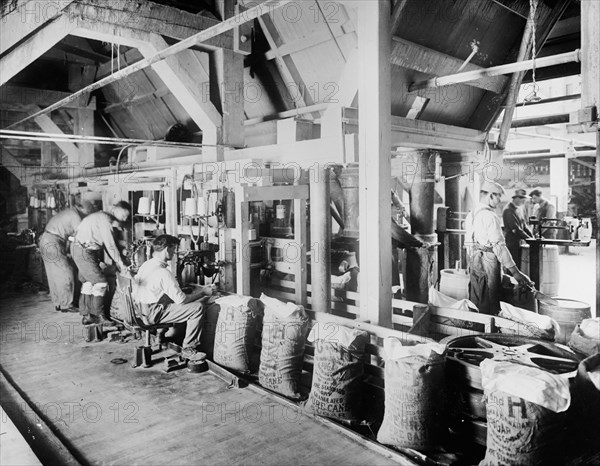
top-left (538, 298), bottom-right (592, 344)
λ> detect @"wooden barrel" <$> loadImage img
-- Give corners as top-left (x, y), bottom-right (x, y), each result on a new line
top-left (538, 299), bottom-right (592, 344)
top-left (520, 244), bottom-right (560, 297)
top-left (439, 269), bottom-right (470, 300)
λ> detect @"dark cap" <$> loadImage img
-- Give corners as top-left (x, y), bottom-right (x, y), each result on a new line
top-left (512, 189), bottom-right (530, 199)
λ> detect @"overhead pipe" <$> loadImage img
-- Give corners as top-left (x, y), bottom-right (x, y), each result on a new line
top-left (6, 0), bottom-right (291, 129)
top-left (510, 113), bottom-right (569, 127)
top-left (408, 50), bottom-right (580, 92)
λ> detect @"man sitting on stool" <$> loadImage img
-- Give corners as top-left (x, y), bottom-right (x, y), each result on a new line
top-left (133, 235), bottom-right (213, 360)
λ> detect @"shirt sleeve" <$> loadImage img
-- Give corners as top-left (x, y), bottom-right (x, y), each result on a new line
top-left (159, 270), bottom-right (186, 304)
top-left (484, 212), bottom-right (517, 269)
top-left (99, 215), bottom-right (124, 266)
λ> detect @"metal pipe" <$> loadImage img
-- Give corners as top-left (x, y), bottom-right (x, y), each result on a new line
top-left (310, 166), bottom-right (332, 314)
top-left (6, 0), bottom-right (291, 129)
top-left (490, 128), bottom-right (596, 147)
top-left (0, 129), bottom-right (239, 148)
top-left (408, 50), bottom-right (580, 92)
top-left (243, 103), bottom-right (328, 126)
top-left (514, 93), bottom-right (581, 107)
top-left (406, 150), bottom-right (437, 304)
top-left (504, 150), bottom-right (597, 160)
top-left (510, 113), bottom-right (569, 128)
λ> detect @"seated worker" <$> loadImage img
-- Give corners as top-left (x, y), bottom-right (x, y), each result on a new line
top-left (133, 235), bottom-right (214, 360)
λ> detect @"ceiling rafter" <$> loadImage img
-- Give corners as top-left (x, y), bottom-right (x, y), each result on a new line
top-left (69, 0), bottom-right (233, 50)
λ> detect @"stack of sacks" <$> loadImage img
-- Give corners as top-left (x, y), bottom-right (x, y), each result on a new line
top-left (428, 287), bottom-right (479, 329)
top-left (258, 294), bottom-right (309, 400)
top-left (569, 318), bottom-right (600, 356)
top-left (499, 302), bottom-right (560, 341)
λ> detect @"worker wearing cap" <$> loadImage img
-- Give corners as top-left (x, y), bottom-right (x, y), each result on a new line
top-left (465, 180), bottom-right (532, 315)
top-left (502, 188), bottom-right (534, 267)
top-left (39, 201), bottom-right (96, 312)
top-left (72, 201), bottom-right (132, 325)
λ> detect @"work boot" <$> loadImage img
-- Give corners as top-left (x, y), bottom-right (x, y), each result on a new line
top-left (181, 347), bottom-right (207, 362)
top-left (82, 314), bottom-right (100, 325)
top-left (96, 314), bottom-right (113, 326)
top-left (79, 294), bottom-right (90, 315)
top-left (61, 306), bottom-right (79, 313)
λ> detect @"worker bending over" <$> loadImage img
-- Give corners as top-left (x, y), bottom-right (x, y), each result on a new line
top-left (39, 201), bottom-right (95, 312)
top-left (465, 181), bottom-right (532, 315)
top-left (72, 201), bottom-right (131, 325)
top-left (133, 235), bottom-right (213, 360)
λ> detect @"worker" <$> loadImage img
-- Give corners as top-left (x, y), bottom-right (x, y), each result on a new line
top-left (465, 180), bottom-right (532, 315)
top-left (38, 201), bottom-right (95, 312)
top-left (133, 235), bottom-right (213, 361)
top-left (72, 201), bottom-right (132, 325)
top-left (529, 188), bottom-right (557, 239)
top-left (502, 188), bottom-right (534, 268)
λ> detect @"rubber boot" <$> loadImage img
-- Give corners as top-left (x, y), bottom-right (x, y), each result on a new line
top-left (90, 295), bottom-right (112, 325)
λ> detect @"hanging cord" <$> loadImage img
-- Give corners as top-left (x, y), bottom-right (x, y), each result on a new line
top-left (181, 173), bottom-right (201, 246)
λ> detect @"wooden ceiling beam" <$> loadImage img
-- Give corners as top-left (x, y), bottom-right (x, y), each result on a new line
top-left (391, 36), bottom-right (508, 94)
top-left (0, 85), bottom-right (94, 109)
top-left (0, 146), bottom-right (31, 183)
top-left (68, 0), bottom-right (233, 51)
top-left (258, 15), bottom-right (312, 111)
top-left (0, 0), bottom-right (76, 55)
top-left (137, 34), bottom-right (222, 145)
top-left (0, 14), bottom-right (75, 86)
top-left (25, 105), bottom-right (81, 163)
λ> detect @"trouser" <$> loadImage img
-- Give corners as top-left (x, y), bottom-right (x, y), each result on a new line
top-left (143, 301), bottom-right (204, 349)
top-left (39, 232), bottom-right (76, 308)
top-left (469, 250), bottom-right (501, 316)
top-left (505, 236), bottom-right (522, 269)
top-left (71, 243), bottom-right (107, 316)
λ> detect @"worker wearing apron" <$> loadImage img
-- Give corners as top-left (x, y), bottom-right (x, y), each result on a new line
top-left (465, 181), bottom-right (532, 315)
top-left (39, 202), bottom-right (95, 312)
top-left (72, 201), bottom-right (131, 325)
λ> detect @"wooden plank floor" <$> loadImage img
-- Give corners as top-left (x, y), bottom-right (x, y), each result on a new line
top-left (0, 293), bottom-right (401, 466)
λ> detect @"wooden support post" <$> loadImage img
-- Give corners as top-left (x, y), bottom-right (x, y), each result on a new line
top-left (75, 104), bottom-right (95, 168)
top-left (40, 142), bottom-right (52, 168)
top-left (357, 0), bottom-right (392, 327)
top-left (214, 0), bottom-right (245, 160)
top-left (580, 0), bottom-right (600, 317)
top-left (443, 155), bottom-right (462, 270)
top-left (294, 197), bottom-right (308, 307)
top-left (550, 157), bottom-right (569, 215)
top-left (310, 166), bottom-right (331, 313)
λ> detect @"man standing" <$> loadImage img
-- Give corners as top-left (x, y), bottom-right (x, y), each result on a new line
top-left (72, 201), bottom-right (131, 325)
top-left (502, 189), bottom-right (534, 268)
top-left (529, 188), bottom-right (557, 239)
top-left (465, 181), bottom-right (532, 315)
top-left (39, 201), bottom-right (95, 312)
top-left (133, 235), bottom-right (213, 360)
